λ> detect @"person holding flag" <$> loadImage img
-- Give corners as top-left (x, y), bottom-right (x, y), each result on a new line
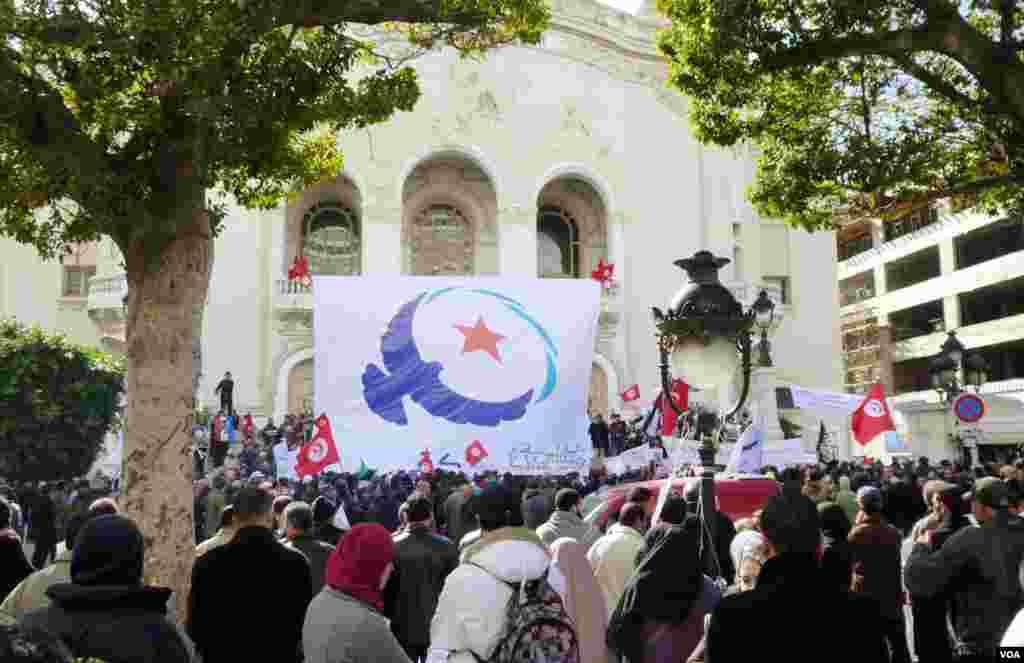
top-left (295, 414), bottom-right (341, 480)
top-left (850, 383), bottom-right (897, 461)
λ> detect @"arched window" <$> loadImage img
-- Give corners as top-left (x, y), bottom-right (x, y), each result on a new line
top-left (410, 204), bottom-right (473, 275)
top-left (302, 202), bottom-right (360, 275)
top-left (537, 206), bottom-right (579, 278)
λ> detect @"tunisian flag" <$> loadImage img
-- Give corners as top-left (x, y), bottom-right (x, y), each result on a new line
top-left (621, 384), bottom-right (640, 402)
top-left (658, 380), bottom-right (689, 436)
top-left (295, 414), bottom-right (340, 478)
top-left (850, 383), bottom-right (896, 447)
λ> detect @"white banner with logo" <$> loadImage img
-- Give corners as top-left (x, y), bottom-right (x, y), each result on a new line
top-left (314, 277), bottom-right (601, 475)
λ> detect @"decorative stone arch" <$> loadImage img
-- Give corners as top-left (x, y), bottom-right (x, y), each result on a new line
top-left (590, 352), bottom-right (620, 418)
top-left (533, 163), bottom-right (616, 220)
top-left (274, 346), bottom-right (314, 421)
top-left (535, 165), bottom-right (612, 278)
top-left (284, 173), bottom-right (364, 273)
top-left (396, 144), bottom-right (503, 203)
top-left (401, 152), bottom-right (499, 275)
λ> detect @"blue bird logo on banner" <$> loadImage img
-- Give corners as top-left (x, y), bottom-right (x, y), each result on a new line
top-left (361, 287), bottom-right (559, 427)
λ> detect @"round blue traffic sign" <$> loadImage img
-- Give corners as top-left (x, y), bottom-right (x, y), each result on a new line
top-left (953, 393), bottom-right (985, 423)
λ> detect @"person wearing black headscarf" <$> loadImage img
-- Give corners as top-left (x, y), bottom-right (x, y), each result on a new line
top-left (607, 518), bottom-right (709, 663)
top-left (817, 502), bottom-right (853, 594)
top-left (20, 515), bottom-right (193, 663)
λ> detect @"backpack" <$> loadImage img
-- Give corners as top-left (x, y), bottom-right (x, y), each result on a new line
top-left (468, 564), bottom-right (580, 663)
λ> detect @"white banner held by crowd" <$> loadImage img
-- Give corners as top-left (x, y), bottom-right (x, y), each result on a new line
top-left (314, 277), bottom-right (601, 475)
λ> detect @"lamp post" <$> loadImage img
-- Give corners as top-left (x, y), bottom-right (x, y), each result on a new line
top-left (654, 251), bottom-right (770, 576)
top-left (752, 290), bottom-right (776, 367)
top-left (928, 330), bottom-right (988, 467)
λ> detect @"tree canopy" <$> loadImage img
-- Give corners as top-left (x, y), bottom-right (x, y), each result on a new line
top-left (0, 318), bottom-right (125, 481)
top-left (0, 0), bottom-right (550, 262)
top-left (656, 0), bottom-right (1024, 230)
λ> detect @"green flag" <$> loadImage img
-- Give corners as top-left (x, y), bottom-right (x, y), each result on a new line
top-left (355, 460), bottom-right (372, 480)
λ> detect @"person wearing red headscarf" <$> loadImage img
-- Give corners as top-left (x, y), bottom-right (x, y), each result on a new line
top-left (303, 523), bottom-right (411, 663)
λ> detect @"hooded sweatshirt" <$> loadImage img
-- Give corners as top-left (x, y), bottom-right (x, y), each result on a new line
top-left (835, 476), bottom-right (859, 526)
top-left (431, 527), bottom-right (550, 663)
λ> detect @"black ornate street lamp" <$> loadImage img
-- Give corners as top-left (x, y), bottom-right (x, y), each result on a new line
top-left (752, 290), bottom-right (776, 368)
top-left (653, 251), bottom-right (772, 576)
top-left (929, 330), bottom-right (988, 467)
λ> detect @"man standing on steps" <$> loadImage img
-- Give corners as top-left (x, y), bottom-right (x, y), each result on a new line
top-left (214, 371), bottom-right (234, 416)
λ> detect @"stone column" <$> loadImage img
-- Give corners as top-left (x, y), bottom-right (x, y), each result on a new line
top-left (362, 205), bottom-right (403, 274)
top-left (750, 366), bottom-right (785, 442)
top-left (498, 203), bottom-right (536, 276)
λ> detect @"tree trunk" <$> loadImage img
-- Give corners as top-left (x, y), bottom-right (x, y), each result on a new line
top-left (120, 204), bottom-right (212, 624)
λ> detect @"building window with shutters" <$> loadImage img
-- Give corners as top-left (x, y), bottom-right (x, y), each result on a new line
top-left (537, 206), bottom-right (580, 278)
top-left (62, 266), bottom-right (96, 297)
top-left (301, 202), bottom-right (361, 275)
top-left (410, 204), bottom-right (474, 275)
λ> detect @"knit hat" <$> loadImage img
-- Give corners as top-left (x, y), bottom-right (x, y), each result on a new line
top-left (974, 477), bottom-right (1010, 509)
top-left (71, 515), bottom-right (145, 586)
top-left (325, 523), bottom-right (395, 610)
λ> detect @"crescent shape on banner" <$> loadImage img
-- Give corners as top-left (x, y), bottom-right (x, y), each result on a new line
top-left (362, 292), bottom-right (534, 427)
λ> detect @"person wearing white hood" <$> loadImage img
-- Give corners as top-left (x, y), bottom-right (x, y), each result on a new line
top-left (427, 484), bottom-right (551, 663)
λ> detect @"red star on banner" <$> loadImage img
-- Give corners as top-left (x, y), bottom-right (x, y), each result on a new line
top-left (454, 317), bottom-right (506, 363)
top-left (590, 258), bottom-right (615, 287)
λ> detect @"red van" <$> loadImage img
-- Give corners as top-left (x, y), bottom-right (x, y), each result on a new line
top-left (588, 475), bottom-right (780, 526)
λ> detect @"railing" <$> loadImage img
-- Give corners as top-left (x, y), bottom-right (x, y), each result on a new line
top-left (277, 279), bottom-right (311, 296)
top-left (89, 273), bottom-right (127, 296)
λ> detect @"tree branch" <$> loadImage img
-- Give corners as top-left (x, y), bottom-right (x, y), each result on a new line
top-left (270, 0), bottom-right (486, 29)
top-left (761, 28), bottom-right (940, 71)
top-left (891, 55), bottom-right (978, 109)
top-left (947, 173), bottom-right (1024, 195)
top-left (0, 46), bottom-right (117, 205)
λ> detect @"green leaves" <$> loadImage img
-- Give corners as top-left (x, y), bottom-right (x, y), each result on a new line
top-left (0, 0), bottom-right (550, 263)
top-left (658, 0), bottom-right (1024, 230)
top-left (0, 318), bottom-right (125, 481)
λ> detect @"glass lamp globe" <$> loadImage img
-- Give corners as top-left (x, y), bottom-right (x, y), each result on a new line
top-left (669, 336), bottom-right (739, 391)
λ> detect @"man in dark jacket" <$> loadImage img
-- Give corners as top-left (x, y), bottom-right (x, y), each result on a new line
top-left (385, 494), bottom-right (458, 662)
top-left (706, 494), bottom-right (888, 663)
top-left (905, 477), bottom-right (1024, 662)
top-left (188, 485), bottom-right (312, 663)
top-left (214, 371), bottom-right (234, 415)
top-left (848, 486), bottom-right (909, 663)
top-left (442, 481), bottom-right (474, 545)
top-left (20, 514), bottom-right (193, 663)
top-left (283, 501), bottom-right (336, 593)
top-left (684, 482), bottom-right (737, 584)
top-left (0, 497), bottom-right (33, 601)
top-left (589, 413), bottom-right (610, 457)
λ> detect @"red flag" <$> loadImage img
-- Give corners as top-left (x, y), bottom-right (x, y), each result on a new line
top-left (288, 254), bottom-right (312, 288)
top-left (295, 413), bottom-right (340, 479)
top-left (211, 415), bottom-right (224, 441)
top-left (590, 258), bottom-right (615, 287)
top-left (465, 440), bottom-right (489, 467)
top-left (419, 449), bottom-right (434, 474)
top-left (242, 414), bottom-right (254, 438)
top-left (621, 384), bottom-right (640, 402)
top-left (851, 383), bottom-right (896, 446)
top-left (659, 380), bottom-right (689, 436)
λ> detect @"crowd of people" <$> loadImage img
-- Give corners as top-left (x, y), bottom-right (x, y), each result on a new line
top-left (2, 449), bottom-right (1024, 662)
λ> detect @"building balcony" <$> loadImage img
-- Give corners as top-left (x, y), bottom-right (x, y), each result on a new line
top-left (891, 312), bottom-right (1024, 363)
top-left (87, 272), bottom-right (128, 322)
top-left (274, 277), bottom-right (627, 328)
